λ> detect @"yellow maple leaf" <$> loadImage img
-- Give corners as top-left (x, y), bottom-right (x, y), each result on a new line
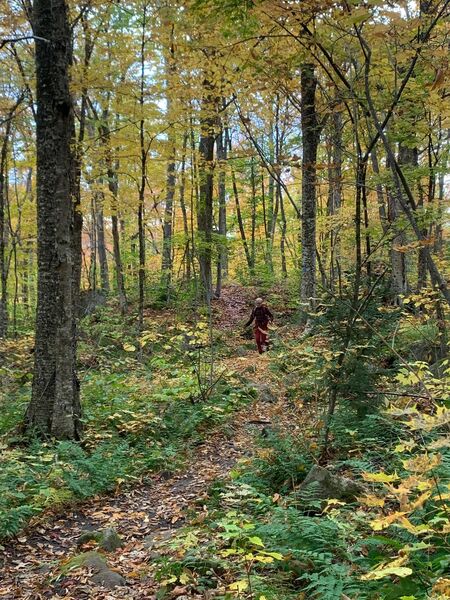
top-left (370, 511), bottom-right (406, 531)
top-left (362, 471), bottom-right (400, 483)
top-left (358, 494), bottom-right (385, 508)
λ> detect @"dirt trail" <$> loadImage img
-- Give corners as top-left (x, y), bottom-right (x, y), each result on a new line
top-left (0, 287), bottom-right (289, 599)
top-left (213, 282), bottom-right (257, 330)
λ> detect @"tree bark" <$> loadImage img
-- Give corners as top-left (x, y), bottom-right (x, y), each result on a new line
top-left (386, 147), bottom-right (409, 300)
top-left (327, 110), bottom-right (343, 288)
top-left (279, 185), bottom-right (287, 278)
top-left (370, 149), bottom-right (389, 234)
top-left (25, 0), bottom-right (81, 439)
top-left (95, 190), bottom-right (109, 293)
top-left (231, 167), bottom-right (252, 271)
top-left (101, 118), bottom-right (127, 313)
top-left (161, 24), bottom-right (176, 295)
top-left (300, 64), bottom-right (320, 320)
top-left (197, 81), bottom-right (215, 303)
top-left (137, 6), bottom-right (148, 331)
top-left (0, 118), bottom-right (11, 337)
top-left (250, 156), bottom-right (257, 272)
top-left (387, 179), bottom-right (408, 300)
top-left (215, 122), bottom-right (228, 297)
top-left (178, 132), bottom-right (192, 281)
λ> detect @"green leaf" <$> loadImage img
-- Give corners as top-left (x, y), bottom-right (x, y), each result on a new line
top-left (248, 536), bottom-right (265, 547)
top-left (229, 579), bottom-right (249, 592)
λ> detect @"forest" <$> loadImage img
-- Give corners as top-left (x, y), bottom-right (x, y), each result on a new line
top-left (0, 0), bottom-right (450, 598)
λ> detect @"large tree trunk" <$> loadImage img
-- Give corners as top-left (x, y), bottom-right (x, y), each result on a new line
top-left (300, 64), bottom-right (320, 321)
top-left (25, 0), bottom-right (81, 439)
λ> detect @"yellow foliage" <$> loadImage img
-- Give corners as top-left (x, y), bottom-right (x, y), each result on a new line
top-left (370, 511), bottom-right (406, 531)
top-left (362, 471), bottom-right (399, 483)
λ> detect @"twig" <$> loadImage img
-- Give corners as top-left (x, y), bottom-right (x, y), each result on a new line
top-left (364, 390), bottom-right (442, 401)
top-left (0, 36), bottom-right (50, 49)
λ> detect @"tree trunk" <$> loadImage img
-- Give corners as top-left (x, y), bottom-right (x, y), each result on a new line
top-left (102, 124), bottom-right (127, 313)
top-left (231, 167), bottom-right (252, 271)
top-left (197, 82), bottom-right (215, 303)
top-left (161, 152), bottom-right (176, 292)
top-left (137, 8), bottom-right (148, 331)
top-left (215, 122), bottom-right (228, 297)
top-left (95, 191), bottom-right (109, 293)
top-left (387, 180), bottom-right (408, 301)
top-left (300, 64), bottom-right (320, 320)
top-left (327, 110), bottom-right (343, 287)
top-left (0, 119), bottom-right (11, 338)
top-left (366, 98), bottom-right (450, 306)
top-left (279, 185), bottom-right (287, 278)
top-left (89, 199), bottom-right (97, 290)
top-left (161, 25), bottom-right (176, 296)
top-left (434, 168), bottom-right (445, 253)
top-left (25, 0), bottom-right (81, 439)
top-left (178, 132), bottom-right (192, 281)
top-left (250, 156), bottom-right (257, 272)
top-left (370, 149), bottom-right (389, 234)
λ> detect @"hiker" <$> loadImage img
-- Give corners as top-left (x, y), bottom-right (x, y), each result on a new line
top-left (244, 298), bottom-right (273, 354)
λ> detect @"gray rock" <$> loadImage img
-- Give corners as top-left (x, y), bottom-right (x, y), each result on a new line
top-left (77, 529), bottom-right (98, 547)
top-left (77, 527), bottom-right (123, 552)
top-left (82, 551), bottom-right (108, 572)
top-left (235, 346), bottom-right (248, 357)
top-left (283, 372), bottom-right (299, 388)
top-left (143, 529), bottom-right (173, 550)
top-left (99, 527), bottom-right (124, 552)
top-left (253, 383), bottom-right (277, 403)
top-left (92, 569), bottom-right (126, 589)
top-left (70, 551), bottom-right (126, 589)
top-left (299, 465), bottom-right (363, 504)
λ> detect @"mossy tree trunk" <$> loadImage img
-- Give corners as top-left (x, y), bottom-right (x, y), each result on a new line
top-left (25, 0), bottom-right (81, 439)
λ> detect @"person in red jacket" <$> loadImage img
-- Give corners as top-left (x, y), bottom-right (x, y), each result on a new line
top-left (244, 298), bottom-right (274, 354)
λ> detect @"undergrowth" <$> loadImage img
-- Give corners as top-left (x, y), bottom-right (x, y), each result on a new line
top-left (0, 305), bottom-right (249, 538)
top-left (150, 288), bottom-right (450, 600)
